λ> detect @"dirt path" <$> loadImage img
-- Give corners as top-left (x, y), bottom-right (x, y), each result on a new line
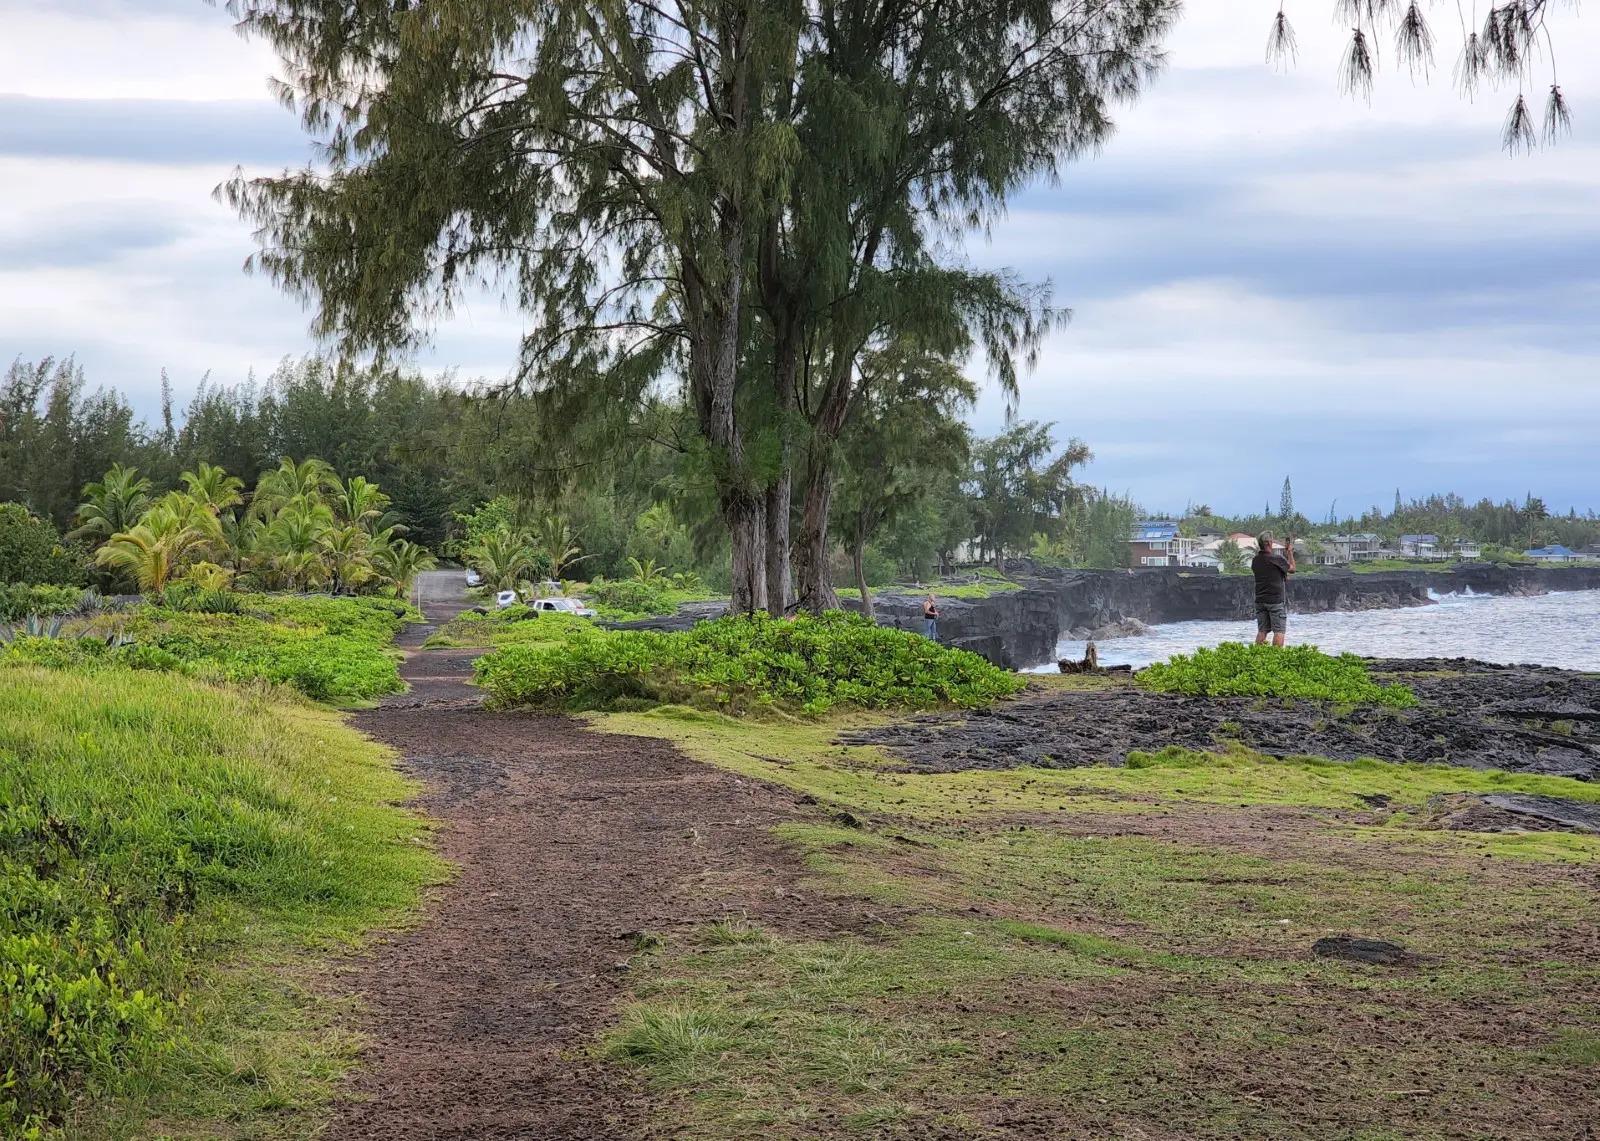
top-left (325, 573), bottom-right (850, 1139)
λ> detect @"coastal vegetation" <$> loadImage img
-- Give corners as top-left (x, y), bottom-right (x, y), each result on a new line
top-left (473, 612), bottom-right (1023, 715)
top-left (1138, 643), bottom-right (1419, 707)
top-left (0, 655), bottom-right (439, 1139)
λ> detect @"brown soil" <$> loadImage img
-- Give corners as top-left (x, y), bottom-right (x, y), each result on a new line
top-left (323, 575), bottom-right (868, 1140)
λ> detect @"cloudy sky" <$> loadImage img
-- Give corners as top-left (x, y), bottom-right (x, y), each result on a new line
top-left (3, 1), bottom-right (1597, 518)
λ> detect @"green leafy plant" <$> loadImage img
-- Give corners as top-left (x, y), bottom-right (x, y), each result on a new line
top-left (474, 611), bottom-right (1023, 715)
top-left (1137, 643), bottom-right (1416, 707)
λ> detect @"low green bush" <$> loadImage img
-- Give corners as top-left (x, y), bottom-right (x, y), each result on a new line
top-left (1136, 642), bottom-right (1416, 707)
top-left (474, 610), bottom-right (1023, 715)
top-left (0, 584), bottom-right (86, 622)
top-left (2, 595), bottom-right (410, 705)
top-left (424, 608), bottom-right (600, 649)
top-left (0, 664), bottom-right (436, 1138)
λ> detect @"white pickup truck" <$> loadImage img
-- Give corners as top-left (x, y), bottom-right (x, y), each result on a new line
top-left (494, 592), bottom-right (597, 618)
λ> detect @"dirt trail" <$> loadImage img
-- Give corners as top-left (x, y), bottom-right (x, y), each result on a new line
top-left (324, 573), bottom-right (848, 1139)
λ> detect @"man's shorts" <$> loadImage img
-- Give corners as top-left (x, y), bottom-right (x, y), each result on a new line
top-left (1256, 603), bottom-right (1287, 635)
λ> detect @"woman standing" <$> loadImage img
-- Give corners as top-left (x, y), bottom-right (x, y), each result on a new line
top-left (922, 593), bottom-right (940, 641)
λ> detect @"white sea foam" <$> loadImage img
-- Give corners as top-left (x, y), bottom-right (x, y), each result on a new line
top-left (1036, 589), bottom-right (1600, 672)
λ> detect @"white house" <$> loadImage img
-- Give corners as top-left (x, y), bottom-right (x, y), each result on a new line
top-left (1453, 540), bottom-right (1483, 560)
top-left (1400, 534), bottom-right (1444, 559)
top-left (1327, 533), bottom-right (1385, 562)
top-left (1525, 545), bottom-right (1579, 562)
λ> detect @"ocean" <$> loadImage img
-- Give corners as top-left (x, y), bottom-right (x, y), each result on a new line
top-left (1038, 589), bottom-right (1600, 673)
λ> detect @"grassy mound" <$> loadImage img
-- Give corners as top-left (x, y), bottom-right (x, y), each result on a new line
top-left (3, 595), bottom-right (410, 705)
top-left (473, 611), bottom-right (1022, 715)
top-left (1137, 642), bottom-right (1416, 707)
top-left (0, 663), bottom-right (438, 1138)
top-left (423, 606), bottom-right (598, 649)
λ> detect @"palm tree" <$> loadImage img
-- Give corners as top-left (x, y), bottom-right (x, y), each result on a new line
top-left (535, 513), bottom-right (590, 581)
top-left (263, 500), bottom-right (335, 591)
top-left (320, 523), bottom-right (377, 594)
top-left (333, 475), bottom-right (392, 531)
top-left (95, 497), bottom-right (220, 597)
top-left (628, 557), bottom-right (666, 587)
top-left (180, 462), bottom-right (244, 513)
top-left (71, 464), bottom-right (152, 545)
top-left (373, 537), bottom-right (437, 593)
top-left (251, 457), bottom-right (337, 520)
top-left (465, 526), bottom-right (536, 591)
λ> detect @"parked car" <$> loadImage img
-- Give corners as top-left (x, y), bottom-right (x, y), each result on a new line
top-left (530, 597), bottom-right (597, 618)
top-left (494, 589), bottom-right (519, 609)
top-left (465, 568), bottom-right (483, 587)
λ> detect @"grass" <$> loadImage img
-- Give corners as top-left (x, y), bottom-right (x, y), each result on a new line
top-left (0, 655), bottom-right (442, 1138)
top-left (422, 606), bottom-right (599, 649)
top-left (592, 705), bottom-right (1600, 1138)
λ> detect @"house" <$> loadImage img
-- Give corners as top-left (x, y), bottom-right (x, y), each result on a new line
top-left (1326, 533), bottom-right (1384, 562)
top-left (1294, 538), bottom-right (1345, 566)
top-left (1575, 544), bottom-right (1600, 562)
top-left (1129, 520), bottom-right (1196, 567)
top-left (1184, 551), bottom-right (1223, 570)
top-left (1453, 540), bottom-right (1483, 560)
top-left (1225, 532), bottom-right (1260, 556)
top-left (1525, 545), bottom-right (1579, 562)
top-left (1400, 534), bottom-right (1444, 560)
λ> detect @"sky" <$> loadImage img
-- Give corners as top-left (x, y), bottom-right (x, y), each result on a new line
top-left (2, 1), bottom-right (1597, 519)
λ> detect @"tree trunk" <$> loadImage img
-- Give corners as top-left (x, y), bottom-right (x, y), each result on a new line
top-left (724, 489), bottom-right (768, 615)
top-left (764, 474), bottom-right (792, 615)
top-left (853, 527), bottom-right (873, 618)
top-left (794, 438), bottom-right (839, 613)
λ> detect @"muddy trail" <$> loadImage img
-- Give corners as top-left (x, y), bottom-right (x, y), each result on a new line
top-left (323, 574), bottom-right (864, 1140)
top-left (842, 658), bottom-right (1600, 781)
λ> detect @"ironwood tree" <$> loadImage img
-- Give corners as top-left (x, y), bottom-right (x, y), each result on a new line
top-left (221, 0), bottom-right (1177, 613)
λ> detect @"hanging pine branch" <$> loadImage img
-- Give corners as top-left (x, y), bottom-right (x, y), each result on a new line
top-left (1266, 0), bottom-right (1578, 150)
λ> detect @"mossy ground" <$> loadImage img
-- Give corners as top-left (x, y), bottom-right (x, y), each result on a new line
top-left (592, 702), bottom-right (1600, 1139)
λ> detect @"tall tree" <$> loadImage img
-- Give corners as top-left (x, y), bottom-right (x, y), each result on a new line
top-left (222, 0), bottom-right (1176, 613)
top-left (834, 344), bottom-right (975, 616)
top-left (966, 422), bottom-right (1090, 573)
top-left (1280, 475), bottom-right (1294, 521)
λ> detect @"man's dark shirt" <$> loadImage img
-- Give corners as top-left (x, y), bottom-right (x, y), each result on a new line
top-left (1251, 550), bottom-right (1292, 606)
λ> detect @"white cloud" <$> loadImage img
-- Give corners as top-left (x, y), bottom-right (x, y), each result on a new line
top-left (0, 0), bottom-right (1595, 513)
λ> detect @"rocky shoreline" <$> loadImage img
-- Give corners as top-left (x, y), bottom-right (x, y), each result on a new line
top-left (857, 563), bottom-right (1600, 669)
top-left (842, 657), bottom-right (1600, 782)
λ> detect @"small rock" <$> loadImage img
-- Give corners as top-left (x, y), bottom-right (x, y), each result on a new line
top-left (1312, 935), bottom-right (1425, 966)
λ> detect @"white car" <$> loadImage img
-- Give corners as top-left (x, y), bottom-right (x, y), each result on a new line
top-left (465, 568), bottom-right (483, 587)
top-left (530, 597), bottom-right (597, 618)
top-left (495, 589), bottom-right (519, 608)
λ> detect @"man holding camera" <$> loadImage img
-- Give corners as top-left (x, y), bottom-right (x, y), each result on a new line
top-left (1251, 532), bottom-right (1296, 647)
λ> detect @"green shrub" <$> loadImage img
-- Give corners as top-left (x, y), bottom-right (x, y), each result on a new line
top-left (0, 585), bottom-right (85, 621)
top-left (586, 577), bottom-right (678, 619)
top-left (1136, 643), bottom-right (1416, 707)
top-left (4, 596), bottom-right (411, 705)
top-left (474, 610), bottom-right (1023, 715)
top-left (0, 663), bottom-right (435, 1137)
top-left (0, 504), bottom-right (88, 587)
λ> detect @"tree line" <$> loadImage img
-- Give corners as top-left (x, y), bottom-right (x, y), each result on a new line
top-left (2, 354), bottom-right (1137, 600)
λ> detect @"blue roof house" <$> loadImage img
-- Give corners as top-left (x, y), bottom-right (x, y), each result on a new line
top-left (1129, 520), bottom-right (1195, 567)
top-left (1525, 545), bottom-right (1578, 562)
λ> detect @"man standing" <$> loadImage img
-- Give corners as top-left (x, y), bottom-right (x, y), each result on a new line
top-left (922, 593), bottom-right (940, 641)
top-left (1251, 532), bottom-right (1295, 646)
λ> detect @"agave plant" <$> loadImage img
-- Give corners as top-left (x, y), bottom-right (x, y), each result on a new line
top-left (0, 614), bottom-right (67, 642)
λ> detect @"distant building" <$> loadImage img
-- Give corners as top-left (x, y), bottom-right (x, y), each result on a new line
top-left (1129, 520), bottom-right (1196, 567)
top-left (1326, 533), bottom-right (1384, 562)
top-left (1525, 545), bottom-right (1580, 562)
top-left (1184, 551), bottom-right (1224, 570)
top-left (1294, 538), bottom-right (1344, 566)
top-left (1400, 534), bottom-right (1444, 560)
top-left (1453, 540), bottom-right (1483, 560)
top-left (1226, 532), bottom-right (1260, 556)
top-left (1575, 544), bottom-right (1600, 562)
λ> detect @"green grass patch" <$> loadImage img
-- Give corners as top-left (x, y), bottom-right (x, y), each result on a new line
top-left (1139, 642), bottom-right (1417, 706)
top-left (4, 595), bottom-right (411, 706)
top-left (475, 611), bottom-right (1023, 715)
top-left (595, 708), bottom-right (1600, 1138)
top-left (0, 662), bottom-right (442, 1139)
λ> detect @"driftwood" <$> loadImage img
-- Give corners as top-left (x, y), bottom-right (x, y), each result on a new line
top-left (1058, 641), bottom-right (1133, 675)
